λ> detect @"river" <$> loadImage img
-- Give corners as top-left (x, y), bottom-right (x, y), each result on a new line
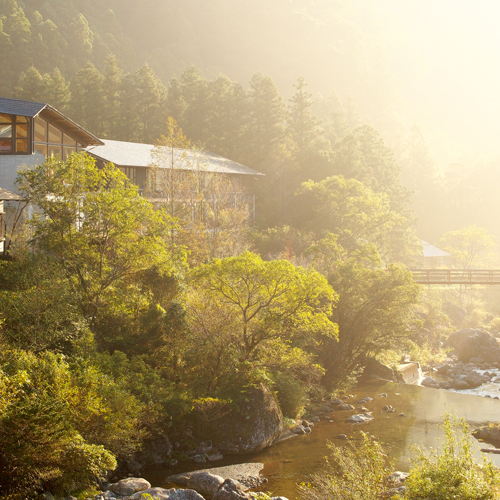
top-left (144, 380), bottom-right (500, 499)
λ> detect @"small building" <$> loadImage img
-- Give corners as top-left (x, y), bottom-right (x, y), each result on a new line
top-left (417, 239), bottom-right (451, 268)
top-left (0, 98), bottom-right (263, 218)
top-left (85, 139), bottom-right (263, 221)
top-left (0, 97), bottom-right (103, 193)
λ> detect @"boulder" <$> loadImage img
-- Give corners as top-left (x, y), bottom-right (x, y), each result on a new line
top-left (292, 425), bottom-right (306, 434)
top-left (187, 472), bottom-right (225, 499)
top-left (138, 435), bottom-right (173, 467)
top-left (338, 404), bottom-right (355, 411)
top-left (388, 471), bottom-right (409, 484)
top-left (169, 463), bottom-right (265, 490)
top-left (463, 372), bottom-right (489, 388)
top-left (473, 425), bottom-right (500, 446)
top-left (107, 478), bottom-right (151, 497)
top-left (212, 479), bottom-right (253, 500)
top-left (128, 488), bottom-right (205, 500)
top-left (421, 377), bottom-right (440, 389)
top-left (190, 385), bottom-right (283, 454)
top-left (356, 397), bottom-right (373, 404)
top-left (450, 378), bottom-right (470, 390)
top-left (361, 358), bottom-right (397, 382)
top-left (346, 413), bottom-right (374, 423)
top-left (447, 329), bottom-right (500, 363)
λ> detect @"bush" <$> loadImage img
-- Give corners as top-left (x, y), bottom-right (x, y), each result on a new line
top-left (405, 414), bottom-right (500, 500)
top-left (0, 350), bottom-right (118, 498)
top-left (298, 433), bottom-right (393, 500)
top-left (274, 373), bottom-right (308, 418)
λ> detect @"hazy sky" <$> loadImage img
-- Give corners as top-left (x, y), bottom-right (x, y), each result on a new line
top-left (374, 0), bottom-right (500, 165)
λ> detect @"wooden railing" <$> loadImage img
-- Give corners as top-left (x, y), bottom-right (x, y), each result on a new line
top-left (410, 269), bottom-right (500, 285)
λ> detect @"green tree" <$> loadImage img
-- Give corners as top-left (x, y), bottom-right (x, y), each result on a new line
top-left (17, 153), bottom-right (182, 323)
top-left (440, 225), bottom-right (497, 269)
top-left (190, 251), bottom-right (338, 363)
top-left (14, 65), bottom-right (45, 101)
top-left (296, 174), bottom-right (410, 260)
top-left (246, 71), bottom-right (287, 169)
top-left (69, 62), bottom-right (104, 135)
top-left (0, 350), bottom-right (116, 498)
top-left (308, 235), bottom-right (419, 385)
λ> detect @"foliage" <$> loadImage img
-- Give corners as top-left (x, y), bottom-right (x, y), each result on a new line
top-left (0, 255), bottom-right (89, 353)
top-left (190, 251), bottom-right (337, 360)
top-left (0, 350), bottom-right (116, 498)
top-left (440, 225), bottom-right (498, 269)
top-left (308, 235), bottom-right (419, 385)
top-left (298, 433), bottom-right (394, 500)
top-left (297, 175), bottom-right (415, 262)
top-left (273, 372), bottom-right (308, 419)
top-left (16, 153), bottom-right (184, 323)
top-left (405, 414), bottom-right (500, 500)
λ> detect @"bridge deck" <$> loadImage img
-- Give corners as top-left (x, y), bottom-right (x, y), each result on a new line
top-left (410, 269), bottom-right (500, 285)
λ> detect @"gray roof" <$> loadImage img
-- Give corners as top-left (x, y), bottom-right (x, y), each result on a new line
top-left (0, 97), bottom-right (103, 146)
top-left (85, 139), bottom-right (263, 176)
top-left (0, 187), bottom-right (22, 201)
top-left (421, 240), bottom-right (451, 258)
top-left (0, 97), bottom-right (46, 117)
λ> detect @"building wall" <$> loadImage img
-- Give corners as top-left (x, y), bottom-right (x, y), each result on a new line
top-left (0, 153), bottom-right (45, 193)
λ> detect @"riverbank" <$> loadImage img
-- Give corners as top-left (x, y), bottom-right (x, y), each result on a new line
top-left (139, 380), bottom-right (500, 500)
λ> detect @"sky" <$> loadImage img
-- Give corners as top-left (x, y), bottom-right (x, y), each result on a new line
top-left (374, 0), bottom-right (500, 166)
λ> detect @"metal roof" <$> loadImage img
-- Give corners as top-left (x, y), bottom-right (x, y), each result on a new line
top-left (421, 240), bottom-right (451, 258)
top-left (0, 97), bottom-right (103, 147)
top-left (86, 139), bottom-right (264, 176)
top-left (0, 97), bottom-right (46, 117)
top-left (0, 187), bottom-right (22, 201)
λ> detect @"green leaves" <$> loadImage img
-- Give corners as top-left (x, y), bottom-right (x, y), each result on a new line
top-left (17, 153), bottom-right (184, 321)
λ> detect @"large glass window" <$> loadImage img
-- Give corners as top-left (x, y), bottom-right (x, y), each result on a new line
top-left (0, 114), bottom-right (31, 154)
top-left (34, 117), bottom-right (82, 160)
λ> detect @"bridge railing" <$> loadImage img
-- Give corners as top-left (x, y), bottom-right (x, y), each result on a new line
top-left (410, 269), bottom-right (500, 285)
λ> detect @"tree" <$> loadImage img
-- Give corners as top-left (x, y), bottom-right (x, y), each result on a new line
top-left (69, 62), bottom-right (104, 135)
top-left (296, 174), bottom-right (410, 261)
top-left (190, 251), bottom-right (338, 363)
top-left (440, 225), bottom-right (497, 269)
top-left (246, 71), bottom-right (287, 169)
top-left (16, 153), bottom-right (181, 323)
top-left (150, 118), bottom-right (251, 261)
top-left (308, 235), bottom-right (419, 385)
top-left (332, 124), bottom-right (409, 212)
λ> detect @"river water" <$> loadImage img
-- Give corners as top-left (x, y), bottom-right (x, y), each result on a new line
top-left (145, 380), bottom-right (500, 499)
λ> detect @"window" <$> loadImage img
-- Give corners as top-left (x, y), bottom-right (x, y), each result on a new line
top-left (119, 167), bottom-right (137, 184)
top-left (34, 117), bottom-right (82, 160)
top-left (0, 114), bottom-right (31, 154)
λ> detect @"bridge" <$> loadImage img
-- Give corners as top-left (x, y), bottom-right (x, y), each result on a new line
top-left (410, 269), bottom-right (500, 285)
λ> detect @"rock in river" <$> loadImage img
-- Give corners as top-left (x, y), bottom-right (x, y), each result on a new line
top-left (346, 413), bottom-right (374, 424)
top-left (447, 328), bottom-right (500, 364)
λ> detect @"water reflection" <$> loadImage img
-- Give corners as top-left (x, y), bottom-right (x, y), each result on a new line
top-left (145, 381), bottom-right (500, 500)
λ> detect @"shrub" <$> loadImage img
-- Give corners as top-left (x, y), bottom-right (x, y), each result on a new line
top-left (298, 433), bottom-right (393, 500)
top-left (0, 350), bottom-right (117, 498)
top-left (274, 372), bottom-right (308, 418)
top-left (405, 414), bottom-right (500, 500)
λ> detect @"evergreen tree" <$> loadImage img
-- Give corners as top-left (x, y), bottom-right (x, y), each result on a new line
top-left (14, 66), bottom-right (45, 102)
top-left (246, 71), bottom-right (287, 170)
top-left (101, 54), bottom-right (123, 139)
top-left (69, 62), bottom-right (104, 136)
top-left (178, 65), bottom-right (210, 145)
top-left (205, 74), bottom-right (248, 159)
top-left (45, 68), bottom-right (70, 111)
